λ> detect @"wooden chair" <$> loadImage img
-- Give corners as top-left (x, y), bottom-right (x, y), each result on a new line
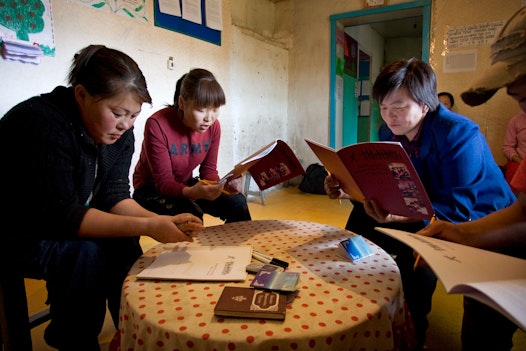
top-left (0, 272), bottom-right (51, 351)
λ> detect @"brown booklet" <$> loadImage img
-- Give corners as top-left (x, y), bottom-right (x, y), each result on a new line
top-left (221, 140), bottom-right (304, 191)
top-left (305, 138), bottom-right (434, 220)
top-left (214, 286), bottom-right (287, 320)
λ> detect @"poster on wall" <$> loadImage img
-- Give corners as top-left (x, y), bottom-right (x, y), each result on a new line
top-left (154, 0), bottom-right (222, 46)
top-left (0, 0), bottom-right (55, 57)
top-left (72, 0), bottom-right (149, 23)
top-left (344, 33), bottom-right (358, 78)
top-left (445, 21), bottom-right (504, 50)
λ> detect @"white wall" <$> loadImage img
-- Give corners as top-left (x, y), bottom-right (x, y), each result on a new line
top-left (430, 0), bottom-right (522, 165)
top-left (1, 0), bottom-right (290, 186)
top-left (2, 0), bottom-right (522, 186)
top-left (289, 0), bottom-right (522, 166)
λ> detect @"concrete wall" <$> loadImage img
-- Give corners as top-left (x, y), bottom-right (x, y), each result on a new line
top-left (1, 0), bottom-right (290, 183)
top-left (429, 0), bottom-right (521, 165)
top-left (290, 0), bottom-right (522, 166)
top-left (1, 0), bottom-right (522, 186)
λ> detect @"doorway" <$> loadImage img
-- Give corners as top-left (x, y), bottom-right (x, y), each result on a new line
top-left (329, 0), bottom-right (432, 148)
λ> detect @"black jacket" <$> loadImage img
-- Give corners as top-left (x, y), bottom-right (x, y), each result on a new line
top-left (0, 86), bottom-right (135, 258)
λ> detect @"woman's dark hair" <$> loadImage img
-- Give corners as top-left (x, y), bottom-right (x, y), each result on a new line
top-left (372, 58), bottom-right (439, 111)
top-left (173, 68), bottom-right (225, 109)
top-left (67, 45), bottom-right (152, 104)
top-left (438, 91), bottom-right (455, 107)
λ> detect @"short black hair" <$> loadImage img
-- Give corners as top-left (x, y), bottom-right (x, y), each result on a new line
top-left (372, 58), bottom-right (440, 111)
top-left (438, 91), bottom-right (455, 107)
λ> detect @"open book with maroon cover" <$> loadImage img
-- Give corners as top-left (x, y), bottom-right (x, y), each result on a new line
top-left (222, 139), bottom-right (305, 191)
top-left (305, 138), bottom-right (434, 220)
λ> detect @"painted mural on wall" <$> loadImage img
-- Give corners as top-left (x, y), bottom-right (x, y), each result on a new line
top-left (0, 0), bottom-right (55, 56)
top-left (72, 0), bottom-right (149, 23)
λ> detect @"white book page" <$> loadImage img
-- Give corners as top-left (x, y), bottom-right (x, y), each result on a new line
top-left (137, 245), bottom-right (252, 281)
top-left (375, 227), bottom-right (526, 330)
top-left (455, 279), bottom-right (526, 330)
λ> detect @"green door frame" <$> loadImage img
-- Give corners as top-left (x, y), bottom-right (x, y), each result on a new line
top-left (329, 0), bottom-right (431, 148)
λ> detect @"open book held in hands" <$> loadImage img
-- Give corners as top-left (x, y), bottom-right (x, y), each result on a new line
top-left (221, 140), bottom-right (304, 191)
top-left (305, 138), bottom-right (434, 220)
top-left (375, 227), bottom-right (526, 330)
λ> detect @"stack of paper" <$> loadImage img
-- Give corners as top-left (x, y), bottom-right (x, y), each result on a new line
top-left (136, 245), bottom-right (253, 281)
top-left (1, 38), bottom-right (43, 65)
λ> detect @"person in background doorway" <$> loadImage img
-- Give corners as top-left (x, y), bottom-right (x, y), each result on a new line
top-left (419, 6), bottom-right (526, 351)
top-left (324, 58), bottom-right (516, 350)
top-left (502, 109), bottom-right (526, 194)
top-left (0, 45), bottom-right (204, 351)
top-left (133, 68), bottom-right (252, 223)
top-left (438, 91), bottom-right (454, 110)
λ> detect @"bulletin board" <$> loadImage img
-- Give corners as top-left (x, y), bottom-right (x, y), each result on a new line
top-left (154, 0), bottom-right (221, 46)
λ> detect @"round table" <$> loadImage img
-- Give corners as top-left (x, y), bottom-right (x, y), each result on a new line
top-left (116, 220), bottom-right (416, 351)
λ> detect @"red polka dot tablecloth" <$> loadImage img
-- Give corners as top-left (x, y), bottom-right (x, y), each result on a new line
top-left (116, 220), bottom-right (416, 351)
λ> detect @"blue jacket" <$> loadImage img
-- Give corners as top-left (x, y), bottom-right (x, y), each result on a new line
top-left (380, 104), bottom-right (516, 223)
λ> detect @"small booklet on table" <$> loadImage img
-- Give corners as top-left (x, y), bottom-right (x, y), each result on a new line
top-left (214, 286), bottom-right (287, 320)
top-left (339, 235), bottom-right (376, 262)
top-left (221, 139), bottom-right (305, 191)
top-left (305, 138), bottom-right (434, 220)
top-left (250, 269), bottom-right (300, 292)
top-left (136, 245), bottom-right (252, 281)
top-left (376, 227), bottom-right (526, 330)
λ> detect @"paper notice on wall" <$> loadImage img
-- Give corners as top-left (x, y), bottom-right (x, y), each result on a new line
top-left (159, 0), bottom-right (182, 17)
top-left (446, 21), bottom-right (504, 49)
top-left (443, 50), bottom-right (477, 73)
top-left (182, 0), bottom-right (202, 24)
top-left (205, 0), bottom-right (223, 30)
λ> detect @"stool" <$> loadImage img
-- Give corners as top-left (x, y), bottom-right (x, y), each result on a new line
top-left (0, 273), bottom-right (51, 351)
top-left (243, 173), bottom-right (266, 205)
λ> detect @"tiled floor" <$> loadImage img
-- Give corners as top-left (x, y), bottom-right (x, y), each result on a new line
top-left (27, 185), bottom-right (526, 350)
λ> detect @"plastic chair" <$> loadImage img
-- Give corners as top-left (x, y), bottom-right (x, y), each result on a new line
top-left (0, 273), bottom-right (51, 351)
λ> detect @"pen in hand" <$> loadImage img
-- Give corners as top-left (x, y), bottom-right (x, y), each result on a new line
top-left (413, 214), bottom-right (436, 270)
top-left (198, 179), bottom-right (231, 195)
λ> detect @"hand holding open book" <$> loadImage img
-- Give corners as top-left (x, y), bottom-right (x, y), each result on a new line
top-left (305, 138), bottom-right (434, 220)
top-left (375, 227), bottom-right (526, 330)
top-left (221, 140), bottom-right (304, 191)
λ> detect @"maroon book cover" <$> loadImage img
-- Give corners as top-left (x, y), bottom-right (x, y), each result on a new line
top-left (306, 138), bottom-right (434, 220)
top-left (221, 140), bottom-right (305, 191)
top-left (214, 286), bottom-right (286, 320)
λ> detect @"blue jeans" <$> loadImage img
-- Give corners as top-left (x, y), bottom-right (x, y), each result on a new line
top-left (26, 237), bottom-right (142, 351)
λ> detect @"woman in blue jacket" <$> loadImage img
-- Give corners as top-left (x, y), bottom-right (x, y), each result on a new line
top-left (324, 58), bottom-right (516, 350)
